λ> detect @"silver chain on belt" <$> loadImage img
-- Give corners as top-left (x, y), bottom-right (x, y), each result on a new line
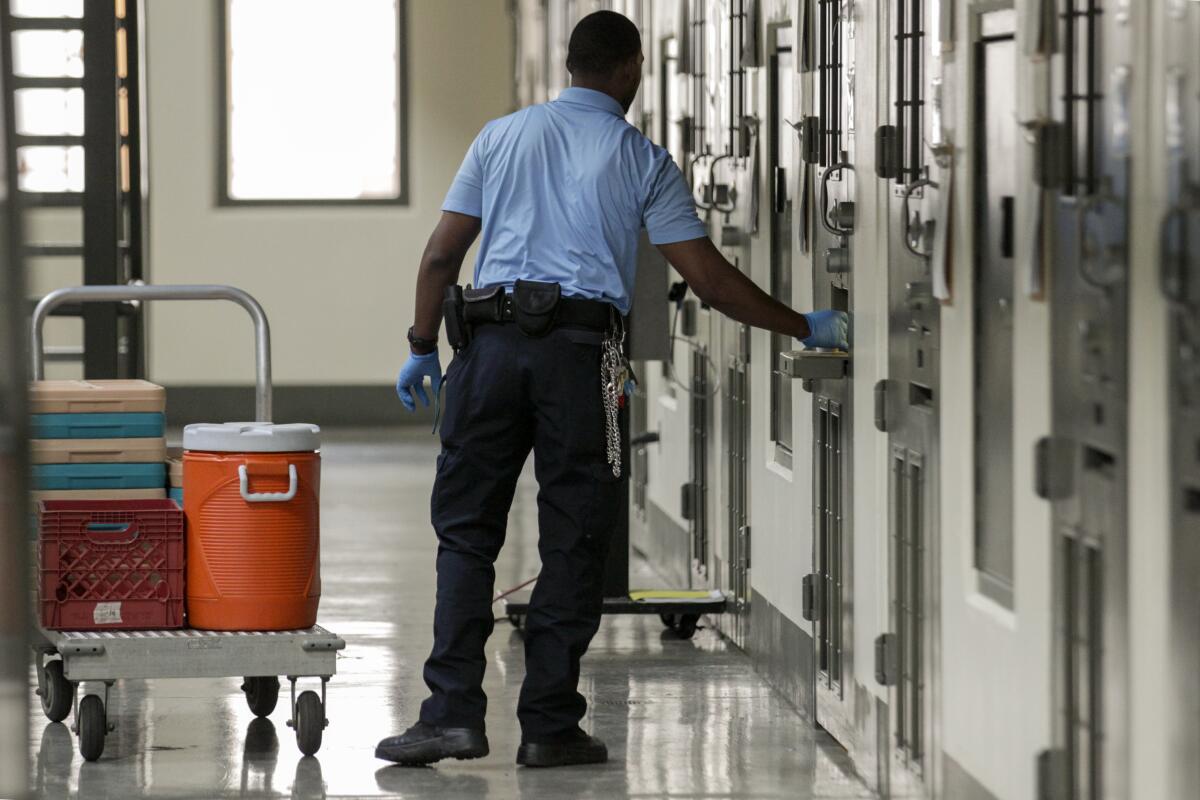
top-left (600, 321), bottom-right (627, 478)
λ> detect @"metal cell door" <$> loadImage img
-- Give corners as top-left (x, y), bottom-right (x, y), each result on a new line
top-left (725, 329), bottom-right (750, 647)
top-left (769, 28), bottom-right (796, 469)
top-left (1161, 0), bottom-right (1200, 794)
top-left (1037, 2), bottom-right (1133, 797)
top-left (875, 0), bottom-right (946, 787)
top-left (803, 0), bottom-right (858, 748)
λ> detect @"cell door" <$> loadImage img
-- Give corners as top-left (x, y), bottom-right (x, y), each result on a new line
top-left (769, 29), bottom-right (796, 469)
top-left (725, 323), bottom-right (750, 647)
top-left (1161, 0), bottom-right (1200, 794)
top-left (806, 0), bottom-right (857, 749)
top-left (1037, 1), bottom-right (1133, 798)
top-left (877, 0), bottom-right (945, 785)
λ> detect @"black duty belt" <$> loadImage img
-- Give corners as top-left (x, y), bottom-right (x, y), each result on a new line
top-left (465, 292), bottom-right (615, 332)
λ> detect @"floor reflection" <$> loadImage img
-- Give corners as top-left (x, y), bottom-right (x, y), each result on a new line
top-left (25, 429), bottom-right (873, 799)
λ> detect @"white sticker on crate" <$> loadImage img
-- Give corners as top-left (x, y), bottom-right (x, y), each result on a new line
top-left (93, 602), bottom-right (122, 625)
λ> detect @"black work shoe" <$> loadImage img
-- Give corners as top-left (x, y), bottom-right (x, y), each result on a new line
top-left (517, 731), bottom-right (608, 767)
top-left (375, 722), bottom-right (489, 766)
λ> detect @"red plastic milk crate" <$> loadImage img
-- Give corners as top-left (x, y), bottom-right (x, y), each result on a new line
top-left (38, 499), bottom-right (185, 630)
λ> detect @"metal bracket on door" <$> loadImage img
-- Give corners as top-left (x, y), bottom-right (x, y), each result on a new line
top-left (875, 124), bottom-right (900, 179)
top-left (801, 573), bottom-right (821, 621)
top-left (1036, 748), bottom-right (1068, 800)
top-left (1034, 436), bottom-right (1075, 501)
top-left (874, 379), bottom-right (892, 432)
top-left (681, 482), bottom-right (700, 521)
top-left (874, 632), bottom-right (898, 686)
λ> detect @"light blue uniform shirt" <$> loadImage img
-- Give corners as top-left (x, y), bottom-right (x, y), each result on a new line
top-left (442, 87), bottom-right (707, 315)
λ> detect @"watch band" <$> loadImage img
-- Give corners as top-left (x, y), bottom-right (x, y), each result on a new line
top-left (407, 326), bottom-right (438, 354)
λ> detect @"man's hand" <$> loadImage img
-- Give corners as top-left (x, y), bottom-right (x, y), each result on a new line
top-left (800, 310), bottom-right (849, 350)
top-left (396, 351), bottom-right (442, 412)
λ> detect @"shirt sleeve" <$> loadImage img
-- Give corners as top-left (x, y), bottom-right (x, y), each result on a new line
top-left (642, 156), bottom-right (708, 245)
top-left (442, 127), bottom-right (487, 218)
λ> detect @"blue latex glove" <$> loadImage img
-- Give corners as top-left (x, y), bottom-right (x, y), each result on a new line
top-left (801, 310), bottom-right (850, 350)
top-left (396, 350), bottom-right (442, 412)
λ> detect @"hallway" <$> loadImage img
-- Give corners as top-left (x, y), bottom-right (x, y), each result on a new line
top-left (29, 430), bottom-right (872, 799)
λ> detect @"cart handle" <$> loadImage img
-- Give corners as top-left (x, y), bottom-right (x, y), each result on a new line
top-left (31, 284), bottom-right (272, 422)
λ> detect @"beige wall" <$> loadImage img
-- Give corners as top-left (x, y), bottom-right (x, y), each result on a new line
top-left (144, 0), bottom-right (513, 386)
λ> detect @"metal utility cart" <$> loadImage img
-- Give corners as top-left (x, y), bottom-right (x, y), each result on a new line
top-left (29, 285), bottom-right (346, 761)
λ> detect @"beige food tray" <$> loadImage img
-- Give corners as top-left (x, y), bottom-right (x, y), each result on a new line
top-left (30, 380), bottom-right (165, 414)
top-left (30, 437), bottom-right (167, 465)
top-left (167, 456), bottom-right (183, 488)
top-left (31, 488), bottom-right (166, 502)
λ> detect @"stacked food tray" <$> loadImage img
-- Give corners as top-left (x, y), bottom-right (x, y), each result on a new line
top-left (30, 380), bottom-right (167, 503)
top-left (167, 453), bottom-right (183, 504)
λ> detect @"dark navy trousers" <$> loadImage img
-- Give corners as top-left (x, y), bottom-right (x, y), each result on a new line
top-left (418, 322), bottom-right (622, 741)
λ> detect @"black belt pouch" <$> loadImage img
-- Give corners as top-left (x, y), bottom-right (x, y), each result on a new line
top-left (442, 285), bottom-right (468, 350)
top-left (462, 285), bottom-right (506, 326)
top-left (512, 279), bottom-right (561, 337)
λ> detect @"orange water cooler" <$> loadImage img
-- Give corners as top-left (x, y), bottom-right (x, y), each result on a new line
top-left (183, 423), bottom-right (321, 630)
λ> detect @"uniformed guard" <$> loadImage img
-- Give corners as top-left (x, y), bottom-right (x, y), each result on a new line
top-left (377, 10), bottom-right (849, 769)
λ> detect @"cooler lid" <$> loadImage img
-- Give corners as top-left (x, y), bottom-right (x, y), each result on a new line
top-left (183, 422), bottom-right (321, 453)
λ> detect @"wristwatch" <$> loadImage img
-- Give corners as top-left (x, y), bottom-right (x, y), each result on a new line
top-left (407, 326), bottom-right (438, 355)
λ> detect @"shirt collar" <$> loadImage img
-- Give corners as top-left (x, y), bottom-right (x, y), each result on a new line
top-left (556, 87), bottom-right (626, 118)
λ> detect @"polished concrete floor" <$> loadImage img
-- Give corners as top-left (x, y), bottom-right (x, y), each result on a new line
top-left (28, 428), bottom-right (873, 799)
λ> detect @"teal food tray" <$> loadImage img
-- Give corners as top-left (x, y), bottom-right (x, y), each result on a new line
top-left (30, 412), bottom-right (165, 439)
top-left (32, 462), bottom-right (167, 491)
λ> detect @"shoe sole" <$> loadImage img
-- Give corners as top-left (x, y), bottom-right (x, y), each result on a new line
top-left (516, 743), bottom-right (607, 768)
top-left (375, 733), bottom-right (490, 766)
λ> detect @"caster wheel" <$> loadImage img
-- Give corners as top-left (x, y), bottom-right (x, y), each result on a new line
top-left (659, 613), bottom-right (677, 630)
top-left (242, 677), bottom-right (280, 718)
top-left (294, 690), bottom-right (324, 756)
top-left (40, 660), bottom-right (74, 723)
top-left (508, 614), bottom-right (524, 630)
top-left (675, 614), bottom-right (699, 639)
top-left (78, 695), bottom-right (106, 762)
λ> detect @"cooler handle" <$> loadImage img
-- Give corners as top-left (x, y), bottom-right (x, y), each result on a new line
top-left (238, 464), bottom-right (298, 503)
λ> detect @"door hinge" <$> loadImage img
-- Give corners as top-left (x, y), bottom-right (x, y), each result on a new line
top-left (681, 482), bottom-right (699, 521)
top-left (739, 525), bottom-right (751, 569)
top-left (1034, 436), bottom-right (1074, 501)
top-left (1033, 122), bottom-right (1068, 190)
top-left (874, 633), bottom-right (898, 686)
top-left (799, 116), bottom-right (821, 164)
top-left (874, 379), bottom-right (891, 432)
top-left (680, 299), bottom-right (698, 337)
top-left (1036, 748), bottom-right (1068, 800)
top-left (875, 125), bottom-right (899, 180)
top-left (801, 573), bottom-right (820, 621)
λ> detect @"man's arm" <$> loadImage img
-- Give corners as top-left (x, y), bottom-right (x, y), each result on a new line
top-left (411, 211), bottom-right (483, 345)
top-left (656, 237), bottom-right (813, 341)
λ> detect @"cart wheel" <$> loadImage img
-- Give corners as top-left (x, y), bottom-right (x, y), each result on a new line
top-left (78, 695), bottom-right (106, 762)
top-left (659, 613), bottom-right (677, 630)
top-left (40, 660), bottom-right (74, 723)
top-left (294, 690), bottom-right (324, 756)
top-left (242, 677), bottom-right (280, 718)
top-left (675, 614), bottom-right (699, 639)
